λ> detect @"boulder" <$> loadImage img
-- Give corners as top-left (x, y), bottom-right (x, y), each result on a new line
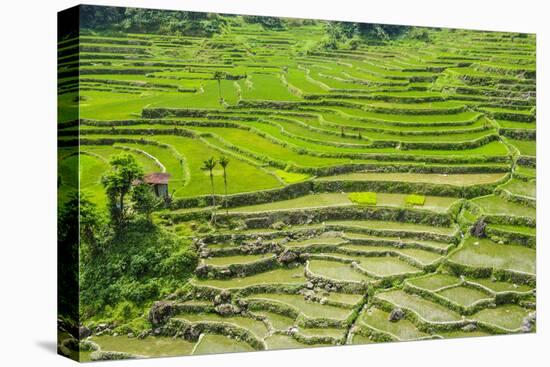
top-left (195, 264), bottom-right (209, 278)
top-left (470, 218), bottom-right (487, 238)
top-left (388, 308), bottom-right (405, 322)
top-left (214, 290), bottom-right (232, 305)
top-left (521, 312), bottom-right (536, 333)
top-left (215, 303), bottom-right (241, 316)
top-left (461, 323), bottom-right (477, 332)
top-left (183, 325), bottom-right (201, 341)
top-left (79, 326), bottom-right (91, 339)
top-left (271, 221), bottom-right (286, 230)
top-left (278, 249), bottom-right (299, 265)
top-left (148, 301), bottom-right (175, 326)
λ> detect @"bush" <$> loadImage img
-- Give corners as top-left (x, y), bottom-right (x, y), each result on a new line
top-left (406, 194), bottom-right (426, 206)
top-left (348, 192), bottom-right (377, 205)
top-left (80, 220), bottom-right (198, 319)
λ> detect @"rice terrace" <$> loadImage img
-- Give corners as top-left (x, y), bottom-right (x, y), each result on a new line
top-left (57, 5), bottom-right (536, 362)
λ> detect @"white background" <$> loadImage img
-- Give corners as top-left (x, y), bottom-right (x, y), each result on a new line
top-left (0, 0), bottom-right (547, 365)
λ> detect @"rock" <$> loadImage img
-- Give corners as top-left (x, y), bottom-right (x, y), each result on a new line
top-left (137, 331), bottom-right (149, 339)
top-left (278, 249), bottom-right (299, 265)
top-left (461, 323), bottom-right (477, 332)
top-left (236, 299), bottom-right (248, 308)
top-left (80, 340), bottom-right (99, 352)
top-left (302, 289), bottom-right (315, 299)
top-left (214, 290), bottom-right (232, 305)
top-left (470, 219), bottom-right (487, 237)
top-left (148, 301), bottom-right (175, 326)
top-left (306, 282), bottom-right (314, 290)
top-left (90, 351), bottom-right (137, 361)
top-left (215, 303), bottom-right (241, 316)
top-left (195, 264), bottom-right (209, 277)
top-left (324, 284), bottom-right (332, 292)
top-left (521, 312), bottom-right (536, 333)
top-left (220, 269), bottom-right (233, 277)
top-left (388, 308), bottom-right (405, 322)
top-left (183, 326), bottom-right (201, 341)
top-left (127, 333), bottom-right (135, 338)
top-left (61, 337), bottom-right (79, 350)
top-left (153, 328), bottom-right (161, 336)
top-left (271, 221), bottom-right (286, 230)
top-left (79, 326), bottom-right (91, 339)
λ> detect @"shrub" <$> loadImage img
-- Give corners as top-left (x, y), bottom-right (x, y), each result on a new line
top-left (406, 194), bottom-right (426, 206)
top-left (348, 192), bottom-right (377, 205)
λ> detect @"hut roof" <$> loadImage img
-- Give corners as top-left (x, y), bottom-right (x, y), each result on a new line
top-left (143, 172), bottom-right (171, 185)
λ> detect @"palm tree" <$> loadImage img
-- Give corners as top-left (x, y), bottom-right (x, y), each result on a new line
top-left (201, 157), bottom-right (217, 223)
top-left (213, 71), bottom-right (226, 104)
top-left (218, 156), bottom-right (230, 214)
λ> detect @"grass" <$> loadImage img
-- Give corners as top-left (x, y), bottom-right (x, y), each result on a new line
top-left (353, 256), bottom-right (422, 277)
top-left (175, 313), bottom-right (269, 338)
top-left (407, 274), bottom-right (461, 291)
top-left (473, 305), bottom-right (531, 331)
top-left (192, 334), bottom-right (255, 355)
top-left (191, 267), bottom-right (306, 289)
top-left (472, 195), bottom-right (536, 218)
top-left (437, 286), bottom-right (492, 307)
top-left (508, 139), bottom-right (536, 156)
top-left (359, 307), bottom-right (428, 341)
top-left (228, 193), bottom-right (457, 213)
top-left (229, 193), bottom-right (352, 213)
top-left (264, 335), bottom-right (322, 349)
top-left (253, 311), bottom-right (295, 330)
top-left (329, 220), bottom-right (457, 236)
top-left (376, 289), bottom-right (463, 323)
top-left (500, 178), bottom-right (536, 198)
top-left (324, 293), bottom-right (364, 306)
top-left (466, 277), bottom-right (533, 293)
top-left (202, 254), bottom-right (273, 267)
top-left (449, 237), bottom-right (535, 275)
top-left (317, 172), bottom-right (507, 186)
top-left (90, 336), bottom-right (195, 358)
top-left (246, 293), bottom-right (353, 320)
top-left (308, 259), bottom-right (372, 283)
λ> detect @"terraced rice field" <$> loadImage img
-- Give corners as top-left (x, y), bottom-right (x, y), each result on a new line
top-left (60, 10), bottom-right (536, 361)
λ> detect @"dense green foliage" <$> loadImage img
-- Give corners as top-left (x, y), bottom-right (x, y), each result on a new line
top-left (80, 5), bottom-right (227, 36)
top-left (80, 219), bottom-right (197, 323)
top-left (101, 154), bottom-right (144, 226)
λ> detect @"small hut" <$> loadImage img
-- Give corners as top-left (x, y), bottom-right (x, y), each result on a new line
top-left (142, 173), bottom-right (171, 198)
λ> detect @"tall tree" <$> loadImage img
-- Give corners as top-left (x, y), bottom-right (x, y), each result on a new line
top-left (101, 154), bottom-right (144, 227)
top-left (201, 157), bottom-right (217, 223)
top-left (218, 156), bottom-right (230, 214)
top-left (212, 71), bottom-right (226, 103)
